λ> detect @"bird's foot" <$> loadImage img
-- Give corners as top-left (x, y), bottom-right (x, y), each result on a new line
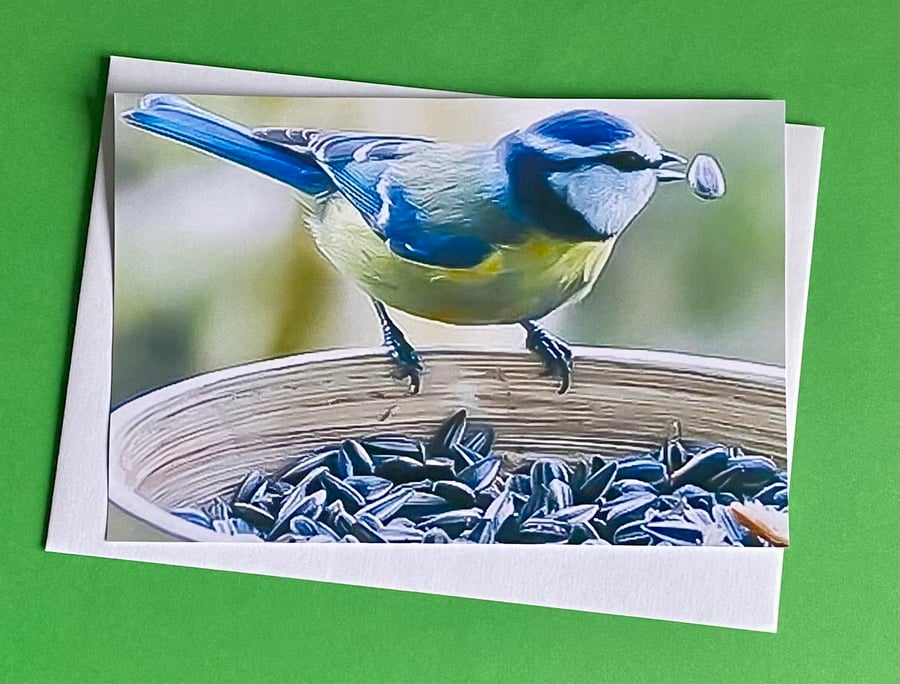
top-left (372, 300), bottom-right (424, 394)
top-left (521, 320), bottom-right (573, 394)
top-left (386, 336), bottom-right (424, 395)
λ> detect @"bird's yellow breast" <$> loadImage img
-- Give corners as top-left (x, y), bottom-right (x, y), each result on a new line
top-left (307, 198), bottom-right (616, 325)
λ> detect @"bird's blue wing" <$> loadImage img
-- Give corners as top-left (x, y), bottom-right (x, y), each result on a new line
top-left (253, 127), bottom-right (431, 224)
top-left (253, 128), bottom-right (494, 269)
top-left (372, 176), bottom-right (494, 269)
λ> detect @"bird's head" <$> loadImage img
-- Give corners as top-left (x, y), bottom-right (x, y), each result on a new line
top-left (498, 109), bottom-right (687, 241)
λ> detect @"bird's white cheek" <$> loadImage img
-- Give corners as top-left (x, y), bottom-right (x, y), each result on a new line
top-left (624, 171), bottom-right (659, 218)
top-left (550, 167), bottom-right (658, 238)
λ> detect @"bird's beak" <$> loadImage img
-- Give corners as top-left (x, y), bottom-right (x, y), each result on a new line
top-left (656, 151), bottom-right (687, 182)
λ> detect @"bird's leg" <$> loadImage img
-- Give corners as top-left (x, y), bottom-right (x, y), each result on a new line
top-left (372, 299), bottom-right (424, 394)
top-left (520, 320), bottom-right (573, 395)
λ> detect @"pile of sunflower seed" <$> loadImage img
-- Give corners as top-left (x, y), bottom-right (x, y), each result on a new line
top-left (171, 409), bottom-right (789, 545)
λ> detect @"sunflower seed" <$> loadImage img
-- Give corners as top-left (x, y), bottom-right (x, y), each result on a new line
top-left (483, 488), bottom-right (515, 534)
top-left (612, 519), bottom-right (653, 545)
top-left (293, 465), bottom-right (329, 495)
top-left (461, 423), bottom-right (495, 456)
top-left (232, 502), bottom-right (275, 530)
top-left (249, 481), bottom-right (279, 509)
top-left (395, 492), bottom-right (455, 522)
top-left (551, 504), bottom-right (599, 525)
top-left (321, 471), bottom-right (367, 511)
top-left (432, 480), bottom-right (476, 508)
top-left (672, 484), bottom-right (714, 512)
top-left (332, 510), bottom-right (357, 538)
top-left (530, 458), bottom-right (570, 489)
top-left (547, 479), bottom-right (573, 511)
top-left (644, 519), bottom-right (704, 546)
top-left (344, 475), bottom-right (394, 501)
top-left (715, 491), bottom-right (740, 506)
top-left (351, 516), bottom-right (388, 543)
top-left (570, 460), bottom-right (589, 493)
top-left (519, 519), bottom-right (571, 544)
top-left (267, 480), bottom-right (293, 496)
top-left (418, 509), bottom-right (482, 536)
top-left (421, 457), bottom-right (456, 481)
top-left (234, 470), bottom-right (266, 504)
top-left (753, 480), bottom-right (787, 504)
top-left (341, 439), bottom-right (374, 475)
top-left (687, 153), bottom-right (726, 200)
top-left (518, 483), bottom-right (548, 522)
top-left (658, 439), bottom-right (687, 472)
top-left (380, 526), bottom-right (426, 543)
top-left (374, 456), bottom-right (426, 483)
top-left (357, 487), bottom-right (415, 523)
top-left (273, 486), bottom-right (326, 525)
top-left (611, 479), bottom-right (659, 497)
top-left (602, 491), bottom-right (657, 530)
top-left (313, 520), bottom-right (341, 541)
top-left (326, 448), bottom-right (354, 479)
top-left (269, 489), bottom-right (328, 538)
top-left (668, 445), bottom-right (730, 489)
top-left (361, 434), bottom-right (426, 461)
top-left (577, 460), bottom-right (617, 503)
top-left (507, 473), bottom-right (532, 496)
top-left (429, 409), bottom-right (467, 454)
top-left (449, 443), bottom-right (480, 473)
top-left (288, 516), bottom-right (319, 537)
top-left (278, 450), bottom-right (334, 484)
top-left (456, 456), bottom-right (501, 492)
top-left (568, 521), bottom-right (601, 544)
top-left (707, 456), bottom-right (778, 494)
top-left (615, 457), bottom-right (666, 486)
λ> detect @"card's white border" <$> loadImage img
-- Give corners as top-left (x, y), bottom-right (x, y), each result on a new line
top-left (46, 56), bottom-right (823, 632)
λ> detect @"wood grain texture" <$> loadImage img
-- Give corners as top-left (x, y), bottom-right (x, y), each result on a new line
top-left (109, 346), bottom-right (785, 540)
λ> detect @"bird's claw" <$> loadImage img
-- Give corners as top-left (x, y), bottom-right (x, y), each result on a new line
top-left (524, 322), bottom-right (573, 395)
top-left (387, 344), bottom-right (424, 395)
top-left (373, 299), bottom-right (425, 395)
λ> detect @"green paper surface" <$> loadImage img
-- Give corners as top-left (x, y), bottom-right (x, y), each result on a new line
top-left (0, 1), bottom-right (897, 682)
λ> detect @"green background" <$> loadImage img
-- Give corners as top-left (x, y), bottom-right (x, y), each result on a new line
top-left (0, 1), bottom-right (896, 681)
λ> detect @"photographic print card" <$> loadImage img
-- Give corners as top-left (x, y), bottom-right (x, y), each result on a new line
top-left (45, 56), bottom-right (822, 630)
top-left (110, 94), bottom-right (788, 547)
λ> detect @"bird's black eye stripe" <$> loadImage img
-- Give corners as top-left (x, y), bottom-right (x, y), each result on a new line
top-left (536, 149), bottom-right (658, 174)
top-left (597, 151), bottom-right (653, 172)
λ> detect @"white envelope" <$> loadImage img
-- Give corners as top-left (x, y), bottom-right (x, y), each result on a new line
top-left (46, 56), bottom-right (822, 632)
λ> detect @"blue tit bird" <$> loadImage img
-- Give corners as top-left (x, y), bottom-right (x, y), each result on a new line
top-left (121, 95), bottom-right (722, 394)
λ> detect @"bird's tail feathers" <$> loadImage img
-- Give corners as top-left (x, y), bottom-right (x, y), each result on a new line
top-left (120, 94), bottom-right (333, 195)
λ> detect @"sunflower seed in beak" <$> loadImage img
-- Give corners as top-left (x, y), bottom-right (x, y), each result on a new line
top-left (687, 153), bottom-right (726, 199)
